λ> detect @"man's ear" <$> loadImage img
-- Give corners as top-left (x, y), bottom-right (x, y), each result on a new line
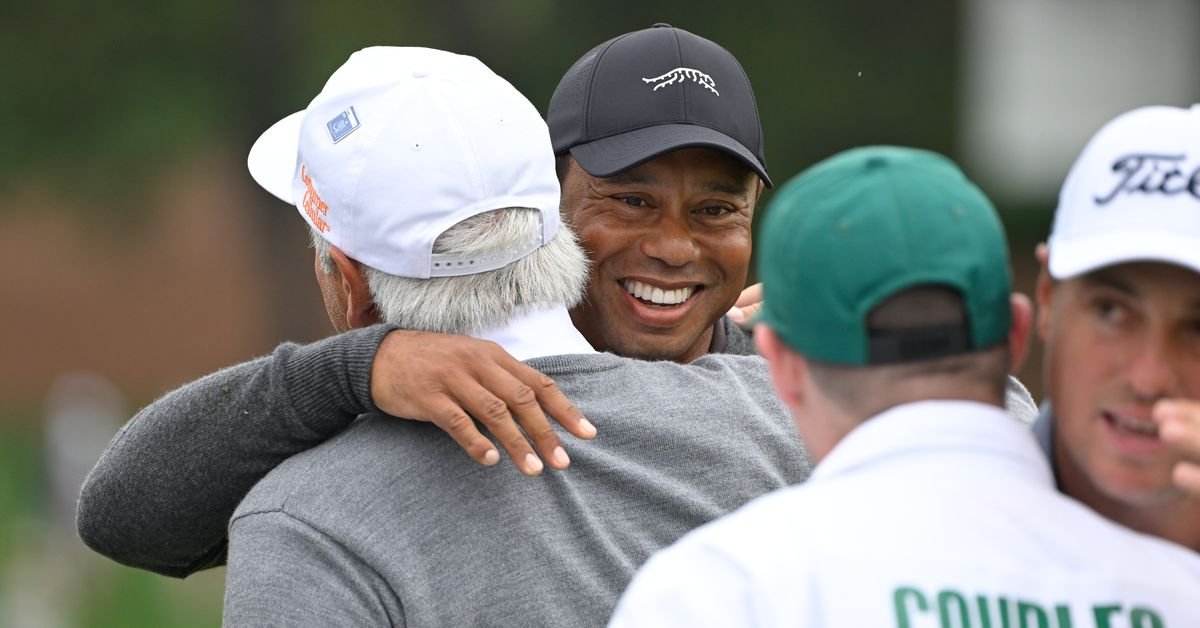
top-left (755, 324), bottom-right (807, 409)
top-left (1034, 243), bottom-right (1054, 342)
top-left (329, 246), bottom-right (382, 329)
top-left (1007, 292), bottom-right (1034, 374)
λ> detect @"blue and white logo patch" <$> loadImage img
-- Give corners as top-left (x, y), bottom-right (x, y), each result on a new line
top-left (326, 107), bottom-right (361, 144)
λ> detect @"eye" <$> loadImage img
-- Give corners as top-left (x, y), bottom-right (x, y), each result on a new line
top-left (1092, 297), bottom-right (1128, 326)
top-left (697, 205), bottom-right (734, 217)
top-left (615, 195), bottom-right (648, 208)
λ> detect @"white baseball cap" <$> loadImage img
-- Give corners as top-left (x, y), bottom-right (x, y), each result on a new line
top-left (1047, 103), bottom-right (1200, 279)
top-left (247, 46), bottom-right (561, 278)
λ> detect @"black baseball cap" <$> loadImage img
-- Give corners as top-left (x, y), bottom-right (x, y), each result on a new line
top-left (548, 23), bottom-right (771, 187)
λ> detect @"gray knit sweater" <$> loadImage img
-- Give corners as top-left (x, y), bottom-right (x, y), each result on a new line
top-left (77, 325), bottom-right (389, 577)
top-left (223, 350), bottom-right (807, 626)
top-left (77, 317), bottom-right (1036, 584)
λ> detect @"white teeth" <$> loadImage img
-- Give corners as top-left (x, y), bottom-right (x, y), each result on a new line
top-left (1110, 413), bottom-right (1159, 436)
top-left (623, 280), bottom-right (694, 305)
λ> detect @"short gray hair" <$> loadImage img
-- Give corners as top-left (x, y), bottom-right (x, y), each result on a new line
top-left (310, 208), bottom-right (588, 335)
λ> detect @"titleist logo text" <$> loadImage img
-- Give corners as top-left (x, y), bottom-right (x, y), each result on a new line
top-left (1095, 152), bottom-right (1200, 205)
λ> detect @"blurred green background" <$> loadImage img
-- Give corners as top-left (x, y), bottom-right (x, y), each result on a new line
top-left (2, 1), bottom-right (1197, 625)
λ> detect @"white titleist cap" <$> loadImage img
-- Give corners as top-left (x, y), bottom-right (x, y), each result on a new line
top-left (1048, 103), bottom-right (1200, 279)
top-left (247, 47), bottom-right (561, 278)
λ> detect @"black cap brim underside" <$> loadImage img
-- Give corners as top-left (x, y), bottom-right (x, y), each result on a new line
top-left (568, 123), bottom-right (772, 188)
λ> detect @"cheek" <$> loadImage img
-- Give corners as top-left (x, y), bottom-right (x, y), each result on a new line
top-left (574, 227), bottom-right (606, 263)
top-left (1045, 315), bottom-right (1123, 413)
top-left (1180, 359), bottom-right (1200, 398)
top-left (708, 229), bottom-right (753, 280)
top-left (575, 218), bottom-right (641, 272)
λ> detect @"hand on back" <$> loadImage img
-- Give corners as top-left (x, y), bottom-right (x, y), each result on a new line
top-left (370, 330), bottom-right (596, 476)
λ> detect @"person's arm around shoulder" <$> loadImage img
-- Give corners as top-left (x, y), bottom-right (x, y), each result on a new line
top-left (77, 326), bottom-right (594, 578)
top-left (77, 325), bottom-right (391, 577)
top-left (224, 509), bottom-right (402, 626)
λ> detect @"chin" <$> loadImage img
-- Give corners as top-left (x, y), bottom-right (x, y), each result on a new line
top-left (606, 328), bottom-right (696, 361)
top-left (1096, 467), bottom-right (1179, 508)
top-left (611, 339), bottom-right (687, 361)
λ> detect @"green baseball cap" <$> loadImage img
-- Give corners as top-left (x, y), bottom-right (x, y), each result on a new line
top-left (757, 146), bottom-right (1011, 365)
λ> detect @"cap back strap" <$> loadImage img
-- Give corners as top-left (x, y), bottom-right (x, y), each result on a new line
top-left (867, 324), bottom-right (973, 365)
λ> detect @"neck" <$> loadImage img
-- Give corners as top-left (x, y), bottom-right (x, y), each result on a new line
top-left (473, 304), bottom-right (595, 361)
top-left (568, 306), bottom-right (717, 364)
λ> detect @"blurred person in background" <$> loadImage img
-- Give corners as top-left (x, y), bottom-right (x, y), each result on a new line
top-left (608, 146), bottom-right (1200, 627)
top-left (1033, 104), bottom-right (1200, 552)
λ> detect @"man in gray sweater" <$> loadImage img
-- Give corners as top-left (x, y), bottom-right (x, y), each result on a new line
top-left (188, 46), bottom-right (812, 626)
top-left (75, 40), bottom-right (1038, 597)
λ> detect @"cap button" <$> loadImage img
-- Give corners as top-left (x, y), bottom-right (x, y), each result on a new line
top-left (865, 155), bottom-right (889, 170)
top-left (651, 22), bottom-right (672, 28)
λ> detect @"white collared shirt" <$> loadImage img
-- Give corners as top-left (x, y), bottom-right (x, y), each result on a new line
top-left (473, 305), bottom-right (595, 361)
top-left (609, 401), bottom-right (1200, 627)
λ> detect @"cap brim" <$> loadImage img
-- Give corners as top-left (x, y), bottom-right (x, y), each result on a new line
top-left (1048, 231), bottom-right (1200, 279)
top-left (568, 123), bottom-right (772, 187)
top-left (247, 110), bottom-right (305, 204)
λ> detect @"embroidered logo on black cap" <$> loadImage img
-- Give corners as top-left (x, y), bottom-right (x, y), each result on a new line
top-left (641, 68), bottom-right (719, 96)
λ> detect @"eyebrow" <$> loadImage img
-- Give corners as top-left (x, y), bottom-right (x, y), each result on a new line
top-left (599, 170), bottom-right (752, 199)
top-left (601, 171), bottom-right (656, 186)
top-left (1080, 269), bottom-right (1138, 297)
top-left (705, 180), bottom-right (752, 199)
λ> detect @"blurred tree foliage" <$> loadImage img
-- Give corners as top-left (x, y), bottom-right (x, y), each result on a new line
top-left (1, 0), bottom-right (961, 216)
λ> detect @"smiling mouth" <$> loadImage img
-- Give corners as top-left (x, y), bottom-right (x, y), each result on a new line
top-left (621, 279), bottom-right (701, 309)
top-left (1103, 410), bottom-right (1159, 439)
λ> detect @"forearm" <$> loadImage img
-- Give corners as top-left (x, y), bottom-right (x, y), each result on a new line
top-left (76, 325), bottom-right (392, 577)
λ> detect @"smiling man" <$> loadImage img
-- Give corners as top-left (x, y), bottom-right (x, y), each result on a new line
top-left (561, 148), bottom-right (758, 362)
top-left (1034, 103), bottom-right (1200, 550)
top-left (75, 25), bottom-right (786, 578)
top-left (76, 26), bottom-right (1035, 581)
top-left (548, 23), bottom-right (770, 363)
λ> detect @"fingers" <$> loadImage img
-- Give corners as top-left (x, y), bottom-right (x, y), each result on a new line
top-left (1154, 399), bottom-right (1200, 497)
top-left (474, 356), bottom-right (596, 473)
top-left (427, 399), bottom-right (502, 467)
top-left (727, 283), bottom-right (763, 329)
top-left (369, 330), bottom-right (594, 476)
top-left (1173, 463), bottom-right (1200, 496)
top-left (512, 361), bottom-right (597, 441)
top-left (455, 376), bottom-right (547, 476)
top-left (727, 301), bottom-right (762, 329)
top-left (1156, 400), bottom-right (1200, 451)
top-left (733, 283), bottom-right (762, 308)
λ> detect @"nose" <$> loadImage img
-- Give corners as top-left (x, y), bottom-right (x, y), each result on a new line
top-left (639, 213), bottom-right (700, 267)
top-left (1126, 332), bottom-right (1180, 402)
